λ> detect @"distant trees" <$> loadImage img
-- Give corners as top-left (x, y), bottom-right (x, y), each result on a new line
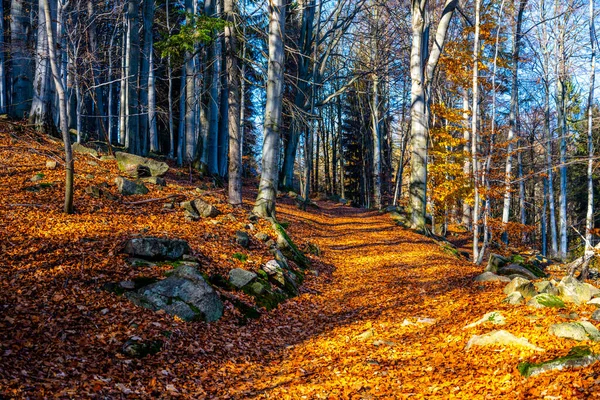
top-left (1, 0), bottom-right (600, 266)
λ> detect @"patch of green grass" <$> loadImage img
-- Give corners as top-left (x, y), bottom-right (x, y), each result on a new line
top-left (232, 252), bottom-right (248, 263)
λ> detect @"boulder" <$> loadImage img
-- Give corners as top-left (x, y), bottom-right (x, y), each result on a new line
top-left (262, 260), bottom-right (285, 286)
top-left (497, 263), bottom-right (539, 280)
top-left (142, 176), bottom-right (166, 186)
top-left (588, 298), bottom-right (600, 307)
top-left (549, 321), bottom-right (600, 342)
top-left (255, 232), bottom-right (269, 242)
top-left (586, 283), bottom-right (600, 297)
top-left (180, 199), bottom-right (220, 219)
top-left (124, 237), bottom-right (190, 260)
top-left (116, 151), bottom-right (169, 178)
top-left (465, 330), bottom-right (543, 351)
top-left (114, 177), bottom-right (149, 196)
top-left (518, 346), bottom-right (599, 378)
top-left (72, 142), bottom-right (99, 157)
top-left (474, 272), bottom-right (511, 283)
top-left (85, 185), bottom-right (117, 201)
top-left (228, 268), bottom-right (257, 289)
top-left (557, 276), bottom-right (593, 305)
top-left (235, 231), bottom-right (250, 248)
top-left (592, 309), bottom-right (600, 322)
top-left (126, 265), bottom-right (223, 322)
top-left (527, 293), bottom-right (565, 309)
top-left (486, 253), bottom-right (509, 273)
top-left (271, 248), bottom-right (289, 270)
top-left (504, 277), bottom-right (537, 299)
top-left (30, 173), bottom-right (44, 182)
top-left (503, 291), bottom-right (525, 305)
top-left (534, 281), bottom-right (559, 296)
top-left (46, 160), bottom-right (57, 169)
top-left (463, 311), bottom-right (505, 329)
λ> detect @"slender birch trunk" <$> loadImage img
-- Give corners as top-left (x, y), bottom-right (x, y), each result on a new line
top-left (585, 0), bottom-right (596, 255)
top-left (501, 0), bottom-right (527, 243)
top-left (472, 0), bottom-right (481, 263)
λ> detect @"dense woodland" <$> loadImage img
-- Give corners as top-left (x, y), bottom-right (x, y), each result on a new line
top-left (3, 0), bottom-right (600, 264)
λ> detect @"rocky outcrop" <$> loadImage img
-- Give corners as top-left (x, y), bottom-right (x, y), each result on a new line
top-left (180, 199), bottom-right (221, 220)
top-left (114, 177), bottom-right (149, 196)
top-left (518, 346), bottom-right (599, 377)
top-left (126, 265), bottom-right (223, 322)
top-left (465, 330), bottom-right (543, 351)
top-left (124, 237), bottom-right (190, 260)
top-left (116, 151), bottom-right (169, 178)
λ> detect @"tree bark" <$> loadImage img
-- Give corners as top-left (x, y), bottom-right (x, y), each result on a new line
top-left (41, 0), bottom-right (72, 213)
top-left (226, 0), bottom-right (242, 205)
top-left (253, 0), bottom-right (286, 218)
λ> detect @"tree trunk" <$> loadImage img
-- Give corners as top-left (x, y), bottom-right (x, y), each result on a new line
top-left (501, 0), bottom-right (527, 243)
top-left (226, 0), bottom-right (242, 205)
top-left (556, 1), bottom-right (568, 259)
top-left (586, 0), bottom-right (596, 255)
top-left (408, 0), bottom-right (458, 230)
top-left (471, 0), bottom-right (481, 263)
top-left (10, 0), bottom-right (33, 119)
top-left (30, 0), bottom-right (53, 129)
top-left (42, 0), bottom-right (72, 213)
top-left (126, 0), bottom-right (141, 155)
top-left (0, 0), bottom-right (6, 114)
top-left (253, 0), bottom-right (286, 218)
top-left (184, 0), bottom-right (196, 163)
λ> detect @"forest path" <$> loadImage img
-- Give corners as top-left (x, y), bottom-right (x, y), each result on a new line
top-left (211, 202), bottom-right (547, 398)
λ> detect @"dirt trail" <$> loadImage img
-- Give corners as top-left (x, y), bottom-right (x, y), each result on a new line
top-left (208, 202), bottom-right (600, 399)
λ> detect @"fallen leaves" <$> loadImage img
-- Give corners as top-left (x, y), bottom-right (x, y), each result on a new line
top-left (3, 126), bottom-right (600, 398)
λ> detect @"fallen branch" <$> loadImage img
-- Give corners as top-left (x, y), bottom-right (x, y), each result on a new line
top-left (7, 203), bottom-right (51, 208)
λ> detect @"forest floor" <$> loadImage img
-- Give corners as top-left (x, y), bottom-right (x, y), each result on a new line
top-left (2, 126), bottom-right (600, 399)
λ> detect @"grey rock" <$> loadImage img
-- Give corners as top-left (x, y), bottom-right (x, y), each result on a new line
top-left (180, 199), bottom-right (220, 218)
top-left (465, 330), bottom-right (544, 351)
top-left (30, 173), bottom-right (44, 182)
top-left (235, 231), bottom-right (250, 248)
top-left (72, 142), bottom-right (99, 157)
top-left (592, 309), bottom-right (600, 321)
top-left (474, 272), bottom-right (511, 283)
top-left (486, 253), bottom-right (509, 273)
top-left (126, 265), bottom-right (223, 322)
top-left (228, 268), bottom-right (257, 289)
top-left (497, 263), bottom-right (538, 280)
top-left (46, 160), bottom-right (57, 169)
top-left (271, 248), bottom-right (289, 270)
top-left (504, 277), bottom-right (536, 299)
top-left (527, 293), bottom-right (565, 309)
top-left (550, 321), bottom-right (600, 341)
top-left (255, 232), bottom-right (270, 242)
top-left (124, 237), bottom-right (190, 260)
top-left (119, 281), bottom-right (136, 290)
top-left (248, 281), bottom-right (266, 295)
top-left (116, 151), bottom-right (168, 178)
top-left (558, 276), bottom-right (593, 305)
top-left (142, 176), bottom-right (166, 186)
top-left (262, 260), bottom-right (285, 285)
top-left (518, 347), bottom-right (599, 377)
top-left (503, 291), bottom-right (525, 305)
top-left (114, 177), bottom-right (149, 196)
top-left (534, 281), bottom-right (559, 296)
top-left (100, 155), bottom-right (116, 161)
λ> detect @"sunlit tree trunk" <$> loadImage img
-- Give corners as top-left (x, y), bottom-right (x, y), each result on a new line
top-left (586, 0), bottom-right (596, 254)
top-left (409, 0), bottom-right (457, 230)
top-left (471, 0), bottom-right (481, 263)
top-left (501, 0), bottom-right (527, 243)
top-left (254, 0), bottom-right (286, 218)
top-left (556, 0), bottom-right (568, 259)
top-left (42, 0), bottom-right (72, 213)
